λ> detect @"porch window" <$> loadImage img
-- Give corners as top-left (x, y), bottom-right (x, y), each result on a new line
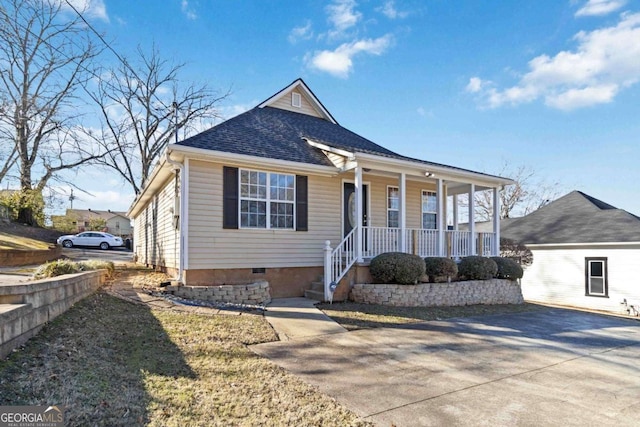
top-left (239, 169), bottom-right (294, 229)
top-left (422, 190), bottom-right (437, 229)
top-left (585, 257), bottom-right (608, 297)
top-left (387, 186), bottom-right (399, 228)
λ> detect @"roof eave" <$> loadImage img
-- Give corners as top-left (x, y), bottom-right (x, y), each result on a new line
top-left (353, 152), bottom-right (514, 188)
top-left (167, 143), bottom-right (340, 176)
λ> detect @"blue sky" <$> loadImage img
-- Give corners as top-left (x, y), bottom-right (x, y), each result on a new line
top-left (61, 0), bottom-right (640, 216)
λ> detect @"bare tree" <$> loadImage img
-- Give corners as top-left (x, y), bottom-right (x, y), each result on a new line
top-left (471, 162), bottom-right (562, 221)
top-left (0, 0), bottom-right (106, 223)
top-left (86, 46), bottom-right (229, 195)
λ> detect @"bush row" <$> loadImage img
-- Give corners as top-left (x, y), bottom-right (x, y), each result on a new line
top-left (369, 253), bottom-right (523, 285)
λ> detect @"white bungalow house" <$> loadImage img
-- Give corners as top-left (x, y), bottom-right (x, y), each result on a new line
top-left (502, 191), bottom-right (640, 315)
top-left (127, 79), bottom-right (512, 300)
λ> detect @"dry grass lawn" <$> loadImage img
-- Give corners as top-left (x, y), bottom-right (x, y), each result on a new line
top-left (0, 292), bottom-right (369, 426)
top-left (0, 230), bottom-right (51, 250)
top-left (319, 301), bottom-right (547, 330)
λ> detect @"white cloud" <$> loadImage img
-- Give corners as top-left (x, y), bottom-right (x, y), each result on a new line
top-left (326, 0), bottom-right (362, 39)
top-left (469, 12), bottom-right (640, 110)
top-left (288, 20), bottom-right (314, 44)
top-left (545, 84), bottom-right (619, 109)
top-left (62, 0), bottom-right (109, 22)
top-left (377, 0), bottom-right (408, 19)
top-left (181, 0), bottom-right (197, 20)
top-left (576, 0), bottom-right (627, 17)
top-left (465, 77), bottom-right (484, 93)
top-left (306, 34), bottom-right (393, 78)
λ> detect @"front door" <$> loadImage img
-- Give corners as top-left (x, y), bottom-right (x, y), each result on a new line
top-left (343, 183), bottom-right (368, 237)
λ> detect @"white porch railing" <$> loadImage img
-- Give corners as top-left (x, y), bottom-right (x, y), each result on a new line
top-left (447, 230), bottom-right (471, 258)
top-left (323, 226), bottom-right (498, 300)
top-left (324, 228), bottom-right (358, 302)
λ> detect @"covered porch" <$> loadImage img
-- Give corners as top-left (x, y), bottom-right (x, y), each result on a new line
top-left (321, 150), bottom-right (513, 301)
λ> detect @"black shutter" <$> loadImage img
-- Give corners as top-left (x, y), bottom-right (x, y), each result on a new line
top-left (223, 166), bottom-right (239, 229)
top-left (296, 175), bottom-right (308, 231)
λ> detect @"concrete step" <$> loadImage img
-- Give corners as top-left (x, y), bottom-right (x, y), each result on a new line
top-left (310, 281), bottom-right (324, 291)
top-left (304, 289), bottom-right (324, 302)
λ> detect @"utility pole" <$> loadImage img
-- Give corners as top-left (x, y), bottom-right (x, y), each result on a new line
top-left (69, 189), bottom-right (76, 209)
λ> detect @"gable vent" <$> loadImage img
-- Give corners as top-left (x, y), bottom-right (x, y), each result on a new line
top-left (292, 92), bottom-right (302, 108)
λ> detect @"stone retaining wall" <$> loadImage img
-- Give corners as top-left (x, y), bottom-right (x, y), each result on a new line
top-left (0, 270), bottom-right (107, 359)
top-left (0, 246), bottom-right (62, 267)
top-left (351, 279), bottom-right (524, 307)
top-left (166, 280), bottom-right (271, 305)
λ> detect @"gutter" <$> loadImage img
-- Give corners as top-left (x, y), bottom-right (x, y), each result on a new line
top-left (165, 151), bottom-right (185, 283)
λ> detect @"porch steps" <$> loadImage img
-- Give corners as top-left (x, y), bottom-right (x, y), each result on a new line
top-left (304, 279), bottom-right (325, 302)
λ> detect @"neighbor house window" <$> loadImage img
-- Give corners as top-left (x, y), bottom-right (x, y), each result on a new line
top-left (387, 186), bottom-right (399, 228)
top-left (240, 169), bottom-right (294, 229)
top-left (585, 257), bottom-right (608, 297)
top-left (422, 190), bottom-right (437, 229)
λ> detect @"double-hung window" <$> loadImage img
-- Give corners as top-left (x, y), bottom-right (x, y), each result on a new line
top-left (422, 190), bottom-right (437, 229)
top-left (387, 186), bottom-right (399, 228)
top-left (585, 257), bottom-right (608, 297)
top-left (240, 169), bottom-right (294, 229)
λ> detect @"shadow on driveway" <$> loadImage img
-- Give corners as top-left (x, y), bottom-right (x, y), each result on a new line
top-left (251, 308), bottom-right (640, 426)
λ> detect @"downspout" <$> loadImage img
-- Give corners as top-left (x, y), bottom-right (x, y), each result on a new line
top-left (165, 151), bottom-right (185, 283)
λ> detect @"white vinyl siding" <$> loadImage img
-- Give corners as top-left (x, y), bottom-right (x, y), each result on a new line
top-left (368, 175), bottom-right (435, 229)
top-left (132, 176), bottom-right (179, 268)
top-left (520, 246), bottom-right (640, 313)
top-left (187, 160), bottom-right (341, 269)
top-left (270, 89), bottom-right (322, 118)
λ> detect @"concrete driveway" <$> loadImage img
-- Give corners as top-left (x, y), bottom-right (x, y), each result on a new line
top-left (251, 308), bottom-right (640, 426)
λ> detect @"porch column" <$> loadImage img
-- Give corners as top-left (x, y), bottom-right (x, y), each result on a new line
top-left (355, 166), bottom-right (363, 262)
top-left (436, 178), bottom-right (445, 256)
top-left (493, 187), bottom-right (501, 256)
top-left (453, 194), bottom-right (459, 230)
top-left (468, 184), bottom-right (476, 255)
top-left (399, 172), bottom-right (406, 253)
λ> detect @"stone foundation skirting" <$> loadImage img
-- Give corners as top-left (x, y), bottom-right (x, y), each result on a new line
top-left (351, 279), bottom-right (524, 307)
top-left (0, 270), bottom-right (107, 359)
top-left (166, 280), bottom-right (271, 306)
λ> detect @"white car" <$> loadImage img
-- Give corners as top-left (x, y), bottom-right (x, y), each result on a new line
top-left (57, 232), bottom-right (123, 250)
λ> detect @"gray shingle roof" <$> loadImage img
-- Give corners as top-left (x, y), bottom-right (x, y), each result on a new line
top-left (501, 191), bottom-right (640, 244)
top-left (177, 105), bottom-right (505, 179)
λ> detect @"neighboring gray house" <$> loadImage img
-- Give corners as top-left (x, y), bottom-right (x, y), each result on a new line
top-left (502, 191), bottom-right (640, 315)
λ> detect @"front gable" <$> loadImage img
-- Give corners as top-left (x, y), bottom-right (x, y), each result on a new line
top-left (258, 79), bottom-right (337, 124)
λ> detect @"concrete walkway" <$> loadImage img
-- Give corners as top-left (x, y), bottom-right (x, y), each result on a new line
top-left (263, 298), bottom-right (347, 341)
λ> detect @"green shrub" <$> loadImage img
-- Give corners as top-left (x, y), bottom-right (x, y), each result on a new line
top-left (33, 259), bottom-right (115, 279)
top-left (79, 260), bottom-right (115, 278)
top-left (424, 257), bottom-right (458, 283)
top-left (491, 257), bottom-right (523, 280)
top-left (369, 252), bottom-right (426, 285)
top-left (458, 256), bottom-right (498, 280)
top-left (33, 259), bottom-right (81, 279)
